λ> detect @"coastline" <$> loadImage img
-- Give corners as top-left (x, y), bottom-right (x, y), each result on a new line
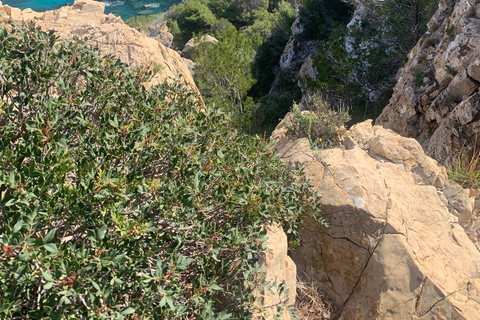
top-left (1, 0), bottom-right (180, 20)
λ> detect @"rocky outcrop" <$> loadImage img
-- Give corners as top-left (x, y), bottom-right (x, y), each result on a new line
top-left (271, 116), bottom-right (480, 319)
top-left (377, 0), bottom-right (480, 165)
top-left (254, 223), bottom-right (297, 320)
top-left (149, 21), bottom-right (174, 48)
top-left (0, 0), bottom-right (199, 94)
top-left (148, 21), bottom-right (173, 48)
top-left (272, 16), bottom-right (319, 99)
top-left (182, 35), bottom-right (218, 59)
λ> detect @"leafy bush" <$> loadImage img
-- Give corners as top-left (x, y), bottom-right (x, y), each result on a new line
top-left (0, 22), bottom-right (323, 319)
top-left (256, 91), bottom-right (301, 134)
top-left (415, 70), bottom-right (426, 87)
top-left (298, 0), bottom-right (353, 40)
top-left (287, 94), bottom-right (350, 148)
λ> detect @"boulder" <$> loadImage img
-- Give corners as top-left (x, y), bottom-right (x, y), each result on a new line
top-left (182, 35), bottom-right (218, 57)
top-left (0, 0), bottom-right (200, 98)
top-left (272, 116), bottom-right (480, 319)
top-left (149, 21), bottom-right (173, 48)
top-left (376, 0), bottom-right (480, 165)
top-left (253, 223), bottom-right (296, 320)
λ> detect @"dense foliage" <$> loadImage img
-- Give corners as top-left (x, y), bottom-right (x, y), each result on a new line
top-left (0, 22), bottom-right (323, 319)
top-left (164, 0), bottom-right (297, 133)
top-left (126, 0), bottom-right (441, 135)
top-left (191, 27), bottom-right (257, 130)
top-left (307, 0), bottom-right (439, 120)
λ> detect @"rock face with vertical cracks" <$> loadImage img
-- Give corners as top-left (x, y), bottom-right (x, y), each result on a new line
top-left (271, 116), bottom-right (480, 319)
top-left (376, 0), bottom-right (480, 165)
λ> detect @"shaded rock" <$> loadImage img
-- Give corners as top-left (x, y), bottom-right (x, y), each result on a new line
top-left (271, 15), bottom-right (318, 97)
top-left (376, 0), bottom-right (480, 165)
top-left (149, 21), bottom-right (173, 48)
top-left (182, 57), bottom-right (196, 77)
top-left (271, 116), bottom-right (480, 319)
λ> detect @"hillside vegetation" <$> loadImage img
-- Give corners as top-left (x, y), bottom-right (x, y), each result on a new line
top-left (127, 0), bottom-right (439, 133)
top-left (0, 22), bottom-right (322, 319)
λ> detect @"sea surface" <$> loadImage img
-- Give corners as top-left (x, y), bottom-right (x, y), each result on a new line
top-left (2, 0), bottom-right (182, 20)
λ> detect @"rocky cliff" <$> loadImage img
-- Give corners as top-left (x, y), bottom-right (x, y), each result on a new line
top-left (0, 0), bottom-right (199, 94)
top-left (272, 115), bottom-right (480, 319)
top-left (377, 0), bottom-right (480, 165)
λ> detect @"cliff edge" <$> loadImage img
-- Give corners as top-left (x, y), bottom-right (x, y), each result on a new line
top-left (377, 0), bottom-right (480, 165)
top-left (0, 0), bottom-right (200, 95)
top-left (272, 115), bottom-right (480, 319)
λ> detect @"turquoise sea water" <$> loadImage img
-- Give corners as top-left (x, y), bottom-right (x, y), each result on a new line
top-left (2, 0), bottom-right (181, 20)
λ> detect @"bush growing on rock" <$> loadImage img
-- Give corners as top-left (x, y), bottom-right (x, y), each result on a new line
top-left (0, 22), bottom-right (323, 319)
top-left (287, 94), bottom-right (350, 148)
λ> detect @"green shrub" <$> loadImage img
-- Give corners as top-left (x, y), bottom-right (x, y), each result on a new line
top-left (446, 25), bottom-right (456, 39)
top-left (125, 12), bottom-right (163, 32)
top-left (0, 22), bottom-right (323, 319)
top-left (415, 70), bottom-right (426, 87)
top-left (287, 94), bottom-right (350, 148)
top-left (191, 27), bottom-right (257, 130)
top-left (445, 64), bottom-right (458, 76)
top-left (167, 1), bottom-right (218, 47)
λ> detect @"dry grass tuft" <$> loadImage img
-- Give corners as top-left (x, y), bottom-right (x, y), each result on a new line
top-left (295, 277), bottom-right (338, 319)
top-left (448, 139), bottom-right (480, 190)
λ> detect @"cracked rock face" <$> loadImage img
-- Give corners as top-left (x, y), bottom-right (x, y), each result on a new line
top-left (271, 117), bottom-right (480, 319)
top-left (0, 0), bottom-right (200, 97)
top-left (376, 0), bottom-right (480, 165)
top-left (253, 223), bottom-right (296, 320)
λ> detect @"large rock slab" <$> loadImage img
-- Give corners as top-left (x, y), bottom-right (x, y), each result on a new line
top-left (272, 117), bottom-right (480, 319)
top-left (376, 0), bottom-right (480, 165)
top-left (0, 0), bottom-right (200, 96)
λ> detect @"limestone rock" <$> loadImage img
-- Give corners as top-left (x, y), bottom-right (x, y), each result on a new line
top-left (149, 21), bottom-right (173, 48)
top-left (253, 223), bottom-right (296, 320)
top-left (376, 0), bottom-right (480, 165)
top-left (0, 0), bottom-right (200, 97)
top-left (270, 15), bottom-right (318, 96)
top-left (182, 35), bottom-right (218, 54)
top-left (272, 116), bottom-right (480, 319)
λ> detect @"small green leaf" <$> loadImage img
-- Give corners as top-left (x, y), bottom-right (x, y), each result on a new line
top-left (97, 226), bottom-right (107, 241)
top-left (44, 243), bottom-right (57, 254)
top-left (159, 296), bottom-right (166, 307)
top-left (13, 220), bottom-right (23, 233)
top-left (5, 199), bottom-right (16, 207)
top-left (44, 228), bottom-right (56, 243)
top-left (44, 282), bottom-right (54, 290)
top-left (42, 271), bottom-right (54, 282)
top-left (210, 284), bottom-right (223, 291)
top-left (91, 281), bottom-right (101, 292)
top-left (59, 296), bottom-right (71, 305)
top-left (166, 296), bottom-right (174, 309)
top-left (120, 307), bottom-right (135, 315)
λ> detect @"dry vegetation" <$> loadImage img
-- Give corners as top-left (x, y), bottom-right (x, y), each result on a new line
top-left (448, 138), bottom-right (480, 190)
top-left (295, 276), bottom-right (338, 319)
